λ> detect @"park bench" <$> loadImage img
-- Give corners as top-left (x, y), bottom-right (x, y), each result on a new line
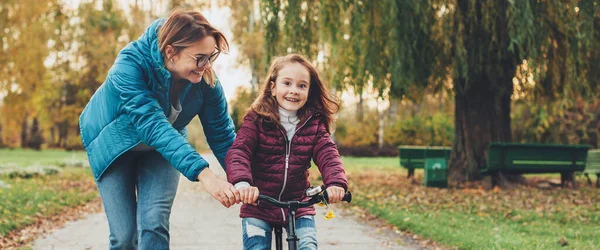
top-left (582, 149), bottom-right (600, 187)
top-left (481, 142), bottom-right (590, 188)
top-left (398, 146), bottom-right (451, 178)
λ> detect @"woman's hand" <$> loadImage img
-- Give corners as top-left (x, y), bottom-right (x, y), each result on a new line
top-left (198, 168), bottom-right (240, 208)
top-left (237, 186), bottom-right (259, 206)
top-left (325, 186), bottom-right (345, 204)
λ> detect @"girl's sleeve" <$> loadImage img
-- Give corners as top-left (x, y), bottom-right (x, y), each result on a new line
top-left (226, 112), bottom-right (259, 185)
top-left (313, 121), bottom-right (348, 191)
top-left (197, 79), bottom-right (236, 170)
top-left (111, 62), bottom-right (209, 182)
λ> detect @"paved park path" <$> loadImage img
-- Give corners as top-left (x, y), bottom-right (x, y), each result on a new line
top-left (32, 154), bottom-right (426, 250)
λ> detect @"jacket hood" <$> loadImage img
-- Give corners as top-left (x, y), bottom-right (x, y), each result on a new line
top-left (139, 18), bottom-right (172, 89)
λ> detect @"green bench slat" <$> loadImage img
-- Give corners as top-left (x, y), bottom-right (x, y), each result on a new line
top-left (483, 142), bottom-right (590, 175)
top-left (512, 160), bottom-right (586, 166)
top-left (583, 149), bottom-right (600, 174)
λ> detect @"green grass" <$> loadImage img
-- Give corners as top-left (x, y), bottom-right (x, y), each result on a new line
top-left (340, 156), bottom-right (402, 172)
top-left (327, 157), bottom-right (600, 250)
top-left (0, 149), bottom-right (97, 237)
top-left (0, 148), bottom-right (87, 167)
top-left (355, 196), bottom-right (599, 250)
top-left (0, 168), bottom-right (98, 236)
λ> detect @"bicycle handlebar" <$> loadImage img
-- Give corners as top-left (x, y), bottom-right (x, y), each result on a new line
top-left (257, 188), bottom-right (352, 209)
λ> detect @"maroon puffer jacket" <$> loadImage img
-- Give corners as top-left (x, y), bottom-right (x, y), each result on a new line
top-left (226, 110), bottom-right (348, 226)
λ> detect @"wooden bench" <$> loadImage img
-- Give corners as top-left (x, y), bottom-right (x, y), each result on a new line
top-left (582, 149), bottom-right (600, 187)
top-left (398, 146), bottom-right (451, 178)
top-left (482, 142), bottom-right (590, 188)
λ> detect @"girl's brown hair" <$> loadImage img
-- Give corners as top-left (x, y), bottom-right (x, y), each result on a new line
top-left (158, 9), bottom-right (229, 87)
top-left (251, 54), bottom-right (340, 133)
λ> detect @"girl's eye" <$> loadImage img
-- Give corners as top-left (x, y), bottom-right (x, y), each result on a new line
top-left (299, 84), bottom-right (307, 89)
top-left (284, 81), bottom-right (291, 86)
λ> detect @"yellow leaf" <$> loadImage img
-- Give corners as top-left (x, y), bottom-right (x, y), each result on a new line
top-left (325, 210), bottom-right (335, 220)
top-left (477, 212), bottom-right (489, 217)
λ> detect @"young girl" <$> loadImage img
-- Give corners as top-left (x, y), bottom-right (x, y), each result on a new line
top-left (226, 54), bottom-right (348, 250)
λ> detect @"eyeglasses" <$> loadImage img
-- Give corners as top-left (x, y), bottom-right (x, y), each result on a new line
top-left (180, 49), bottom-right (220, 68)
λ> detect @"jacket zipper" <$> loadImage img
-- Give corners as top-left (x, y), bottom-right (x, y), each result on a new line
top-left (276, 115), bottom-right (312, 222)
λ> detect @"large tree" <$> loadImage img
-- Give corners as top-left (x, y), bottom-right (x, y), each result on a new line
top-left (435, 0), bottom-right (599, 183)
top-left (249, 0), bottom-right (599, 184)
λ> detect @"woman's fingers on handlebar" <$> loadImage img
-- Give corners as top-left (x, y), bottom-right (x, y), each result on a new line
top-left (227, 186), bottom-right (241, 205)
top-left (326, 186), bottom-right (345, 204)
top-left (198, 169), bottom-right (238, 208)
top-left (219, 185), bottom-right (237, 208)
top-left (206, 178), bottom-right (233, 207)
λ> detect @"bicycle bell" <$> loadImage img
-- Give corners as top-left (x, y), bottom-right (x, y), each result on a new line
top-left (305, 185), bottom-right (323, 196)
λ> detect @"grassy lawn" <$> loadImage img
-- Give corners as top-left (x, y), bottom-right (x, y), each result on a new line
top-left (0, 148), bottom-right (88, 167)
top-left (0, 149), bottom-right (97, 237)
top-left (312, 157), bottom-right (600, 250)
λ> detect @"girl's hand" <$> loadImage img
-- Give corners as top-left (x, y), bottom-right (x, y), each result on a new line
top-left (198, 168), bottom-right (241, 208)
top-left (238, 186), bottom-right (259, 206)
top-left (325, 186), bottom-right (345, 204)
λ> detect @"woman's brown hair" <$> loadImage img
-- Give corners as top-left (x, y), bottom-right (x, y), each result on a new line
top-left (251, 54), bottom-right (340, 133)
top-left (158, 9), bottom-right (229, 87)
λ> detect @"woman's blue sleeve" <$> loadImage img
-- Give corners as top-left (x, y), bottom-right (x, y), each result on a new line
top-left (110, 62), bottom-right (209, 181)
top-left (198, 79), bottom-right (236, 170)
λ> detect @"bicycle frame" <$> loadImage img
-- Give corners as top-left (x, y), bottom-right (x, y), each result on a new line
top-left (274, 200), bottom-right (301, 250)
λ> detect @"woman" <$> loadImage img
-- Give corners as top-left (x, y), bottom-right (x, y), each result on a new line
top-left (79, 9), bottom-right (240, 249)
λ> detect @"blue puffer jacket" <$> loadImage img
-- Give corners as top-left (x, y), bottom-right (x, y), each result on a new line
top-left (79, 18), bottom-right (235, 182)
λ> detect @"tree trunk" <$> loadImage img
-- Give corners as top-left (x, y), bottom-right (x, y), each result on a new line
top-left (388, 97), bottom-right (399, 122)
top-left (411, 102), bottom-right (420, 117)
top-left (251, 69), bottom-right (259, 94)
top-left (0, 124), bottom-right (3, 147)
top-left (449, 75), bottom-right (513, 183)
top-left (377, 103), bottom-right (384, 149)
top-left (20, 119), bottom-right (28, 148)
top-left (449, 0), bottom-right (519, 185)
top-left (28, 117), bottom-right (42, 150)
top-left (356, 90), bottom-right (364, 122)
top-left (58, 121), bottom-right (68, 148)
top-left (50, 126), bottom-right (57, 147)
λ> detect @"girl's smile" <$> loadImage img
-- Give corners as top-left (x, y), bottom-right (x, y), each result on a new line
top-left (271, 62), bottom-right (311, 112)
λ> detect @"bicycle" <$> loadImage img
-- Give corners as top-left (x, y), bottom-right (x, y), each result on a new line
top-left (257, 185), bottom-right (352, 250)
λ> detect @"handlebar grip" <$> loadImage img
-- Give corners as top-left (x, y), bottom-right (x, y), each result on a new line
top-left (323, 191), bottom-right (352, 203)
top-left (342, 192), bottom-right (352, 203)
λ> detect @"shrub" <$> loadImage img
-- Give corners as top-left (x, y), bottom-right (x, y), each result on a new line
top-left (1, 165), bottom-right (61, 179)
top-left (334, 107), bottom-right (453, 156)
top-left (512, 98), bottom-right (599, 148)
